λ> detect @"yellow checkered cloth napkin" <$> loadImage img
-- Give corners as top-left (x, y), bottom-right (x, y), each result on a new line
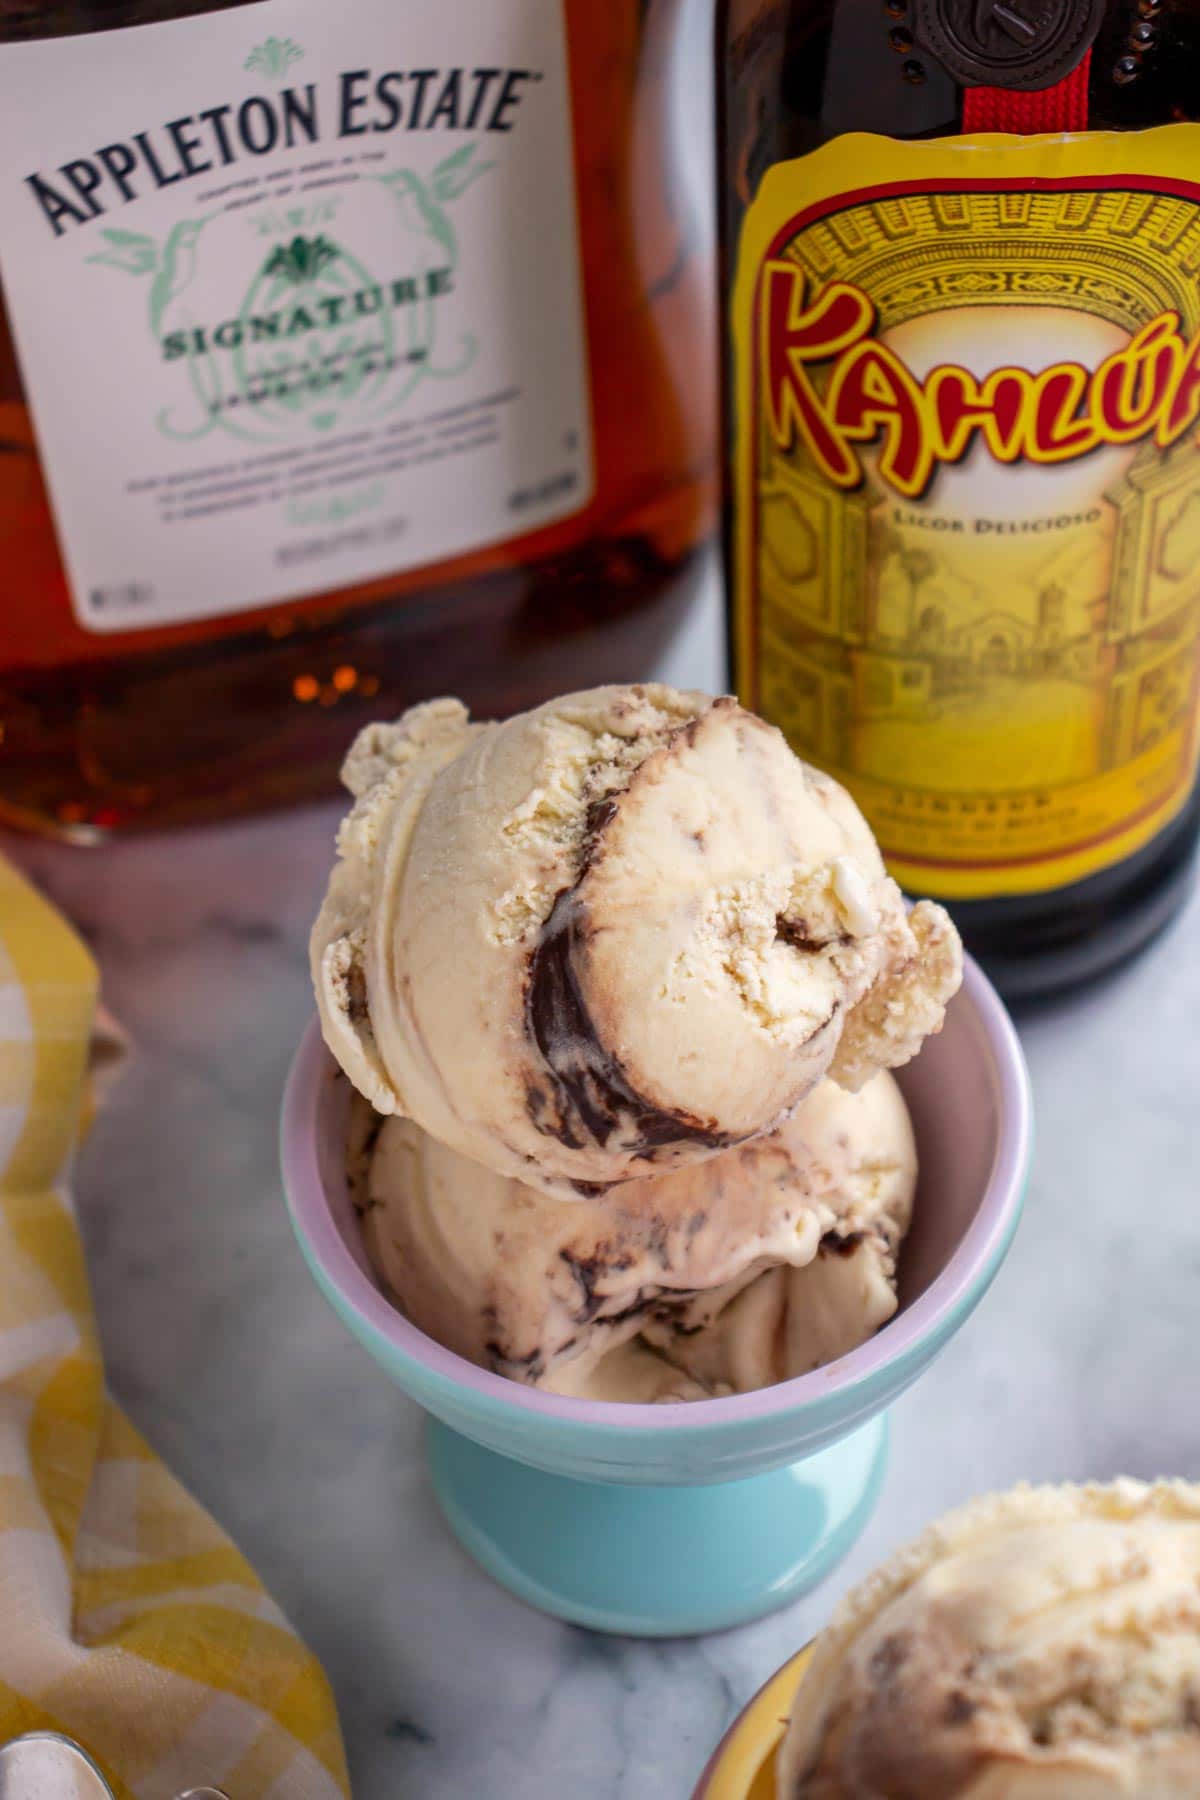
top-left (0, 857), bottom-right (349, 1800)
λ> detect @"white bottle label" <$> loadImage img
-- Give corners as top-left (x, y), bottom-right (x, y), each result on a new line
top-left (0, 0), bottom-right (592, 632)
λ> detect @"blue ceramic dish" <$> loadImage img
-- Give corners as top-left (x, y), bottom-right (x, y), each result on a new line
top-left (282, 955), bottom-right (1031, 1636)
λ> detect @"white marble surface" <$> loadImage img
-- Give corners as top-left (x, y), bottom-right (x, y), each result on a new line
top-left (6, 574), bottom-right (1200, 1798)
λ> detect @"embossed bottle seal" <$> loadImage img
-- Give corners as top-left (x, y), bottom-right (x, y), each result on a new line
top-left (910, 0), bottom-right (1106, 89)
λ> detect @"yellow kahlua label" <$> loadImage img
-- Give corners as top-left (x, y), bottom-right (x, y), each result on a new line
top-left (732, 128), bottom-right (1200, 898)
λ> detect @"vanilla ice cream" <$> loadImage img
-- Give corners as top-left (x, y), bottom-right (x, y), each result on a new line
top-left (778, 1479), bottom-right (1200, 1798)
top-left (313, 685), bottom-right (961, 1200)
top-left (351, 1072), bottom-right (916, 1399)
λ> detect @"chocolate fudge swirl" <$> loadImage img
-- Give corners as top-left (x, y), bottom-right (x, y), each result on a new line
top-left (527, 881), bottom-right (739, 1158)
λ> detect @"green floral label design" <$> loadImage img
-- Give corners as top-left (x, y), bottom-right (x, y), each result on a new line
top-left (244, 37), bottom-right (304, 79)
top-left (86, 146), bottom-right (492, 443)
top-left (264, 234), bottom-right (337, 283)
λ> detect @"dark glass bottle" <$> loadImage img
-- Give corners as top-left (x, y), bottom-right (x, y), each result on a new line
top-left (719, 0), bottom-right (1200, 998)
top-left (0, 0), bottom-right (713, 837)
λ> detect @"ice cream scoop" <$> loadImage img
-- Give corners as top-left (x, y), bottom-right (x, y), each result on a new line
top-left (777, 1479), bottom-right (1200, 1798)
top-left (351, 1072), bottom-right (916, 1399)
top-left (312, 685), bottom-right (961, 1200)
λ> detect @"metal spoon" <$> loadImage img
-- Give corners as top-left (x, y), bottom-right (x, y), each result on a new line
top-left (0, 1733), bottom-right (229, 1798)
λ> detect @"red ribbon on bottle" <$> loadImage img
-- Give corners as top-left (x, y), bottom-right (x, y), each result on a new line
top-left (962, 48), bottom-right (1092, 131)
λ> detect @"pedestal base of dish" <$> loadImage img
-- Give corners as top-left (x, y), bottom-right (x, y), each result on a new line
top-left (426, 1411), bottom-right (888, 1637)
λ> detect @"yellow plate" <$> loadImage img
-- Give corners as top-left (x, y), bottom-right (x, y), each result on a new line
top-left (692, 1646), bottom-right (813, 1799)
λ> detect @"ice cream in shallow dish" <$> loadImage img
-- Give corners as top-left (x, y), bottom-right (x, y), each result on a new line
top-left (349, 1071), bottom-right (916, 1402)
top-left (311, 685), bottom-right (961, 1202)
top-left (777, 1479), bottom-right (1200, 1798)
top-left (312, 682), bottom-right (964, 1403)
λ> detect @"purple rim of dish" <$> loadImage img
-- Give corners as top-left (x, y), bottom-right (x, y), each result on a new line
top-left (281, 953), bottom-right (1031, 1429)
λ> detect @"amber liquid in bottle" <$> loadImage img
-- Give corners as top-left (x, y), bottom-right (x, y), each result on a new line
top-left (718, 0), bottom-right (1200, 999)
top-left (0, 0), bottom-right (715, 837)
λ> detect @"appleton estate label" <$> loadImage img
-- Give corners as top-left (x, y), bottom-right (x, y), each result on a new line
top-left (0, 0), bottom-right (591, 633)
top-left (732, 130), bottom-right (1200, 899)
